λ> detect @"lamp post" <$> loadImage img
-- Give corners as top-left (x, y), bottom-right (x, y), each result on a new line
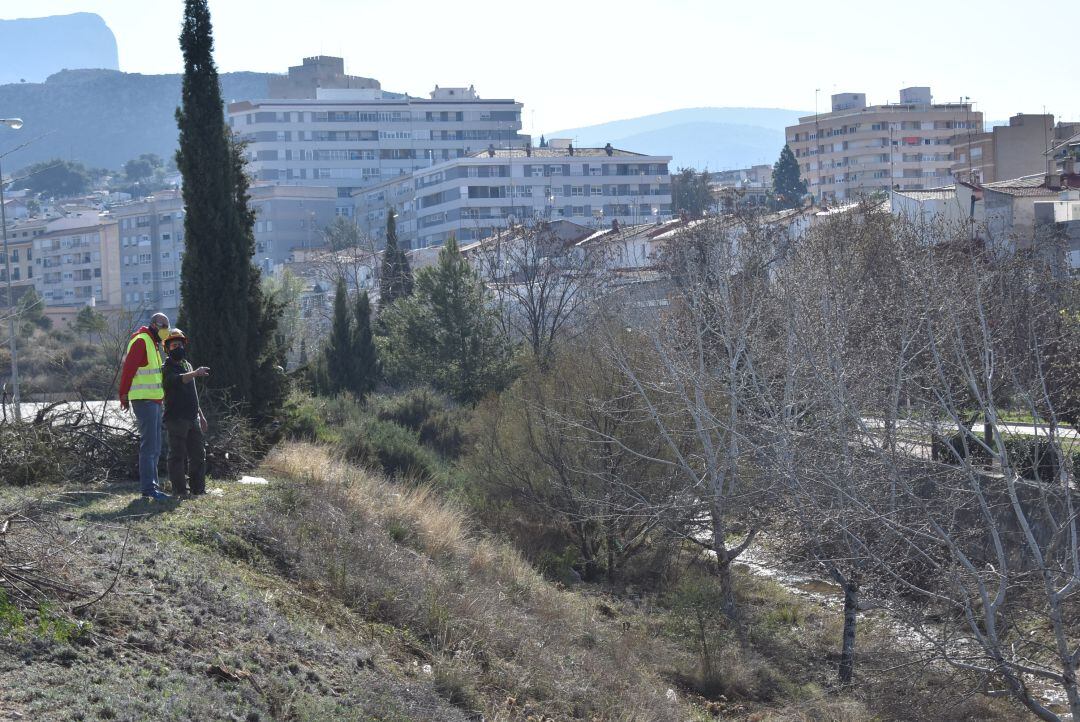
top-left (1, 117), bottom-right (24, 420)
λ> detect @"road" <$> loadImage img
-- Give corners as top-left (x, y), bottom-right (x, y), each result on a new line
top-left (5, 400), bottom-right (132, 429)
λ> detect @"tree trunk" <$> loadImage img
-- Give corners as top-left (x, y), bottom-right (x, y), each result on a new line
top-left (838, 573), bottom-right (859, 687)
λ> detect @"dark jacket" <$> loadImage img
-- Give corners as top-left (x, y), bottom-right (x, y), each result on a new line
top-left (162, 358), bottom-right (201, 422)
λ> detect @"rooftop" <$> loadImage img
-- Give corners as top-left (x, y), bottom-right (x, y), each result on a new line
top-left (892, 187), bottom-right (957, 201)
top-left (469, 146), bottom-right (663, 160)
top-left (981, 174), bottom-right (1061, 197)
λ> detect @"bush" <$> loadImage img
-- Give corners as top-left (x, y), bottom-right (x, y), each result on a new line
top-left (932, 430), bottom-right (991, 466)
top-left (376, 389), bottom-right (467, 459)
top-left (1002, 438), bottom-right (1061, 481)
top-left (376, 389), bottom-right (444, 431)
top-left (353, 419), bottom-right (440, 481)
top-left (281, 393), bottom-right (325, 442)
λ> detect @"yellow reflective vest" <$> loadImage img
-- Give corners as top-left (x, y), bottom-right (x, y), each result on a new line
top-left (125, 331), bottom-right (164, 401)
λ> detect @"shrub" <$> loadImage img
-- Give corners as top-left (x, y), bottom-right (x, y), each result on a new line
top-left (932, 430), bottom-right (991, 466)
top-left (281, 394), bottom-right (325, 442)
top-left (376, 389), bottom-right (467, 459)
top-left (376, 389), bottom-right (443, 431)
top-left (1002, 438), bottom-right (1061, 481)
top-left (357, 419), bottom-right (440, 481)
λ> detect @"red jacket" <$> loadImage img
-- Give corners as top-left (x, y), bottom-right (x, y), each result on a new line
top-left (119, 326), bottom-right (162, 404)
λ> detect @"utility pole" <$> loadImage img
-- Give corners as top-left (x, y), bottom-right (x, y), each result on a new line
top-left (0, 117), bottom-right (24, 420)
top-left (814, 88), bottom-right (821, 201)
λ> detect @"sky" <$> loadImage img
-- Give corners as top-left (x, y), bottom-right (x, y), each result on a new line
top-left (11, 0), bottom-right (1080, 133)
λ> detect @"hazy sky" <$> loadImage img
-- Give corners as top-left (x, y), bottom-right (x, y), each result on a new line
top-left (13, 0), bottom-right (1080, 132)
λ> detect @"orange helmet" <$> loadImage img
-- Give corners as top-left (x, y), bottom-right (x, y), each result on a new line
top-left (164, 328), bottom-right (189, 346)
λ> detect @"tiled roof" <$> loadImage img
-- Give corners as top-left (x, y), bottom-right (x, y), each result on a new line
top-left (982, 173), bottom-right (1058, 197)
top-left (892, 186), bottom-right (956, 201)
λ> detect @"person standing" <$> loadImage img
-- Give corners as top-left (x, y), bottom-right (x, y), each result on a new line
top-left (119, 312), bottom-right (171, 500)
top-left (161, 329), bottom-right (210, 496)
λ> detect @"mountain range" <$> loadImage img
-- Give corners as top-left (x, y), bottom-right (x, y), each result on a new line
top-left (545, 107), bottom-right (810, 171)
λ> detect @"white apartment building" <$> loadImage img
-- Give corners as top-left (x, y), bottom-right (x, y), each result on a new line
top-left (786, 87), bottom-right (982, 203)
top-left (227, 85), bottom-right (527, 216)
top-left (355, 141), bottom-right (673, 249)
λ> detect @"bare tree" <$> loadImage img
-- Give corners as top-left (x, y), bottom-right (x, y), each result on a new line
top-left (599, 215), bottom-right (786, 628)
top-left (473, 223), bottom-right (601, 363)
top-left (778, 209), bottom-right (1080, 717)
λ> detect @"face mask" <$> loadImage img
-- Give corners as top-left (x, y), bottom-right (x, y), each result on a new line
top-left (168, 346), bottom-right (186, 362)
top-left (157, 326), bottom-right (171, 342)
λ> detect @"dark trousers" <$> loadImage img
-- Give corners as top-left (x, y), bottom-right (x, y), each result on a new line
top-left (165, 417), bottom-right (206, 494)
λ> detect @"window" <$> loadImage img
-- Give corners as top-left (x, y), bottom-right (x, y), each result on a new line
top-left (571, 186), bottom-right (584, 197)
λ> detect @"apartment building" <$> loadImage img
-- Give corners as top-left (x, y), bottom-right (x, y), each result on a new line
top-left (227, 82), bottom-right (527, 216)
top-left (711, 164), bottom-right (773, 189)
top-left (950, 114), bottom-right (1075, 184)
top-left (249, 184), bottom-right (337, 266)
top-left (786, 87), bottom-right (981, 203)
top-left (32, 214), bottom-right (121, 314)
top-left (1, 217), bottom-right (47, 294)
top-left (109, 191), bottom-right (186, 318)
top-left (355, 141), bottom-right (673, 249)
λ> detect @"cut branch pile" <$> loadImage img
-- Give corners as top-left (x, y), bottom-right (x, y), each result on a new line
top-left (0, 494), bottom-right (125, 613)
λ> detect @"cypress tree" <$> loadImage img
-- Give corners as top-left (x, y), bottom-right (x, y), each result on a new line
top-left (324, 278), bottom-right (352, 394)
top-left (378, 209), bottom-right (413, 307)
top-left (772, 144), bottom-right (808, 210)
top-left (175, 0), bottom-right (284, 419)
top-left (351, 291), bottom-right (378, 398)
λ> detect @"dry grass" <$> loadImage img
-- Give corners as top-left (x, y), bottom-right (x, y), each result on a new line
top-left (257, 442), bottom-right (686, 720)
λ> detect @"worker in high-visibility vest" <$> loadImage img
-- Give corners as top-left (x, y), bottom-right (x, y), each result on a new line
top-left (119, 312), bottom-right (172, 500)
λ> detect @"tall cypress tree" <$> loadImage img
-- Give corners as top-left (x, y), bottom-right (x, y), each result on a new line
top-left (772, 144), bottom-right (808, 210)
top-left (175, 0), bottom-right (283, 419)
top-left (351, 291), bottom-right (378, 398)
top-left (324, 278), bottom-right (352, 394)
top-left (379, 209), bottom-right (413, 307)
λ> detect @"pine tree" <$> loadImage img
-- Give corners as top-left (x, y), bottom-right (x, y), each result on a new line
top-left (350, 291), bottom-right (378, 398)
top-left (379, 209), bottom-right (413, 307)
top-left (772, 144), bottom-right (807, 210)
top-left (380, 236), bottom-right (513, 404)
top-left (324, 278), bottom-right (352, 394)
top-left (175, 0), bottom-right (284, 420)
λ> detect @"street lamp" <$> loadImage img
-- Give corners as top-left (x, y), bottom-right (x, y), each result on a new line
top-left (1, 117), bottom-right (24, 419)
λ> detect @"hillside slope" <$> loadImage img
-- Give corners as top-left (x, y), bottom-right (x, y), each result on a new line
top-left (0, 444), bottom-right (690, 721)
